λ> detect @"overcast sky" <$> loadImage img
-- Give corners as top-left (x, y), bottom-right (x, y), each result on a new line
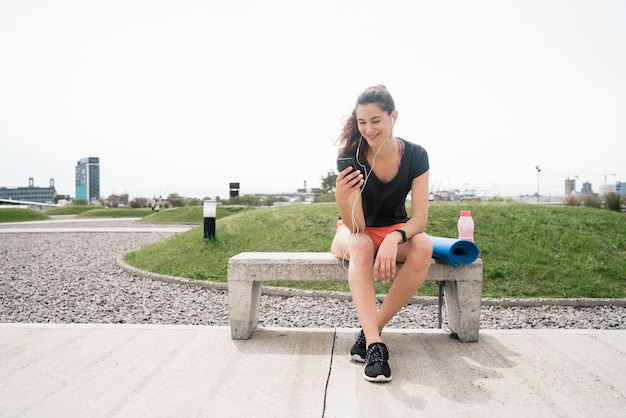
top-left (1, 0), bottom-right (624, 200)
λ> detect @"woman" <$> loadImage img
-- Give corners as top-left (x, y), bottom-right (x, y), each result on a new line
top-left (332, 85), bottom-right (432, 382)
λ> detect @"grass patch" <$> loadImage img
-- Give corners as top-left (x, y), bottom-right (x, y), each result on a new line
top-left (0, 208), bottom-right (49, 222)
top-left (125, 201), bottom-right (626, 299)
top-left (125, 204), bottom-right (335, 282)
top-left (139, 205), bottom-right (256, 224)
top-left (45, 206), bottom-right (101, 215)
top-left (77, 208), bottom-right (154, 218)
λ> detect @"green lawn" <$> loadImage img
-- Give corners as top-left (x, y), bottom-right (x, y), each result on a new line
top-left (45, 206), bottom-right (101, 215)
top-left (0, 208), bottom-right (49, 222)
top-left (124, 202), bottom-right (626, 299)
top-left (139, 205), bottom-right (255, 224)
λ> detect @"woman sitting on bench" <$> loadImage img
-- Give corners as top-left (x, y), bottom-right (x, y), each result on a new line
top-left (332, 85), bottom-right (432, 383)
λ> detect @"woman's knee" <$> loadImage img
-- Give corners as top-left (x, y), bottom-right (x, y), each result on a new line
top-left (351, 233), bottom-right (375, 254)
top-left (346, 235), bottom-right (376, 286)
top-left (344, 232), bottom-right (374, 256)
top-left (407, 233), bottom-right (433, 267)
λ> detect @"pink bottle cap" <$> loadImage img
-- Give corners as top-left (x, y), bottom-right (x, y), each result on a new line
top-left (460, 211), bottom-right (472, 217)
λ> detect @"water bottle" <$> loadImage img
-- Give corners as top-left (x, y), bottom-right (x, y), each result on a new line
top-left (457, 211), bottom-right (474, 242)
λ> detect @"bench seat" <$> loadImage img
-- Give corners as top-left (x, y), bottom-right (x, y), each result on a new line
top-left (227, 252), bottom-right (483, 342)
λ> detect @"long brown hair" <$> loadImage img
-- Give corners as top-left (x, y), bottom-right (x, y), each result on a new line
top-left (336, 84), bottom-right (396, 158)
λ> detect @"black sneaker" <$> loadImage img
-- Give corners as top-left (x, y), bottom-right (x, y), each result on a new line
top-left (350, 330), bottom-right (366, 362)
top-left (363, 342), bottom-right (392, 382)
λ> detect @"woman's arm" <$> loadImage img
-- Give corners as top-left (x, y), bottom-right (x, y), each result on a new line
top-left (335, 167), bottom-right (365, 232)
top-left (373, 170), bottom-right (430, 282)
top-left (404, 169), bottom-right (430, 238)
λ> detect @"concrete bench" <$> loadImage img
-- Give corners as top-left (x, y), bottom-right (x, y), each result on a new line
top-left (227, 252), bottom-right (483, 342)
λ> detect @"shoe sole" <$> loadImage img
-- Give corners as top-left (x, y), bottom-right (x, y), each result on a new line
top-left (350, 353), bottom-right (366, 363)
top-left (363, 372), bottom-right (392, 383)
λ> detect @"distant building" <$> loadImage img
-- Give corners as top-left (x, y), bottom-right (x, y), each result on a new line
top-left (75, 157), bottom-right (100, 202)
top-left (581, 182), bottom-right (593, 195)
top-left (564, 178), bottom-right (576, 195)
top-left (0, 178), bottom-right (57, 203)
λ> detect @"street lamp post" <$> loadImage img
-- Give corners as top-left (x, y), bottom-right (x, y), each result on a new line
top-left (535, 165), bottom-right (541, 203)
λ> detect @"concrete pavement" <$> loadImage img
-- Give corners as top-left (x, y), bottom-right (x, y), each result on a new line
top-left (1, 324), bottom-right (625, 417)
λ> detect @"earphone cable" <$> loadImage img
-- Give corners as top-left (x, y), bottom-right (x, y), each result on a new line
top-left (341, 136), bottom-right (389, 271)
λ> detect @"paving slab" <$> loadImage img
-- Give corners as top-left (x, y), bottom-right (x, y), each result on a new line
top-left (328, 328), bottom-right (626, 417)
top-left (0, 324), bottom-right (332, 418)
top-left (1, 324), bottom-right (625, 417)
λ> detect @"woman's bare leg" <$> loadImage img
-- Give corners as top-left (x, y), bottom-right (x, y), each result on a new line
top-left (331, 228), bottom-right (381, 346)
top-left (377, 233), bottom-right (432, 330)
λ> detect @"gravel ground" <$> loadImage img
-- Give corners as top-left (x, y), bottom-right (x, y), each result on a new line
top-left (1, 220), bottom-right (625, 330)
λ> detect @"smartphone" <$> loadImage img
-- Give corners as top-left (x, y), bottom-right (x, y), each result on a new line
top-left (337, 157), bottom-right (356, 172)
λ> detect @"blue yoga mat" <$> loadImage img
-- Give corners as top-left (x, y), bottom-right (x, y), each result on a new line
top-left (429, 236), bottom-right (480, 268)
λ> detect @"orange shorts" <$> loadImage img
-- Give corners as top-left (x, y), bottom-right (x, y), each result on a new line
top-left (336, 220), bottom-right (406, 249)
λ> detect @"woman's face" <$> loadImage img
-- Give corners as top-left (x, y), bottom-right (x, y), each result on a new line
top-left (355, 103), bottom-right (396, 146)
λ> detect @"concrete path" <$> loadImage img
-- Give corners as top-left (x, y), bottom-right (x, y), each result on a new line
top-left (1, 324), bottom-right (624, 417)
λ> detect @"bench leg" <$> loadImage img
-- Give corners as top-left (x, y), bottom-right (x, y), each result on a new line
top-left (228, 280), bottom-right (262, 340)
top-left (443, 280), bottom-right (482, 342)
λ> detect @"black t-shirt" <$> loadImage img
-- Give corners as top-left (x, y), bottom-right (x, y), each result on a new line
top-left (350, 138), bottom-right (429, 227)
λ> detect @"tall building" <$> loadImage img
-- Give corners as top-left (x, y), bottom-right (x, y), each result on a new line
top-left (0, 178), bottom-right (56, 203)
top-left (75, 157), bottom-right (100, 202)
top-left (581, 182), bottom-right (593, 195)
top-left (564, 178), bottom-right (576, 195)
top-left (606, 180), bottom-right (625, 195)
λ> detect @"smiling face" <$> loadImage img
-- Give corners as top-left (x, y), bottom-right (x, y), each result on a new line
top-left (356, 103), bottom-right (397, 147)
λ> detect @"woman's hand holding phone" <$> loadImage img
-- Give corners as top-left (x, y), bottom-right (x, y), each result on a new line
top-left (336, 157), bottom-right (363, 201)
top-left (337, 157), bottom-right (356, 173)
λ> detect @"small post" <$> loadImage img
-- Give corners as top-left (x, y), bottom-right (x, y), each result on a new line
top-left (203, 199), bottom-right (217, 241)
top-left (535, 165), bottom-right (541, 203)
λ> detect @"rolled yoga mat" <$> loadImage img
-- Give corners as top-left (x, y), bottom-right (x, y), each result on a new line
top-left (429, 236), bottom-right (480, 268)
